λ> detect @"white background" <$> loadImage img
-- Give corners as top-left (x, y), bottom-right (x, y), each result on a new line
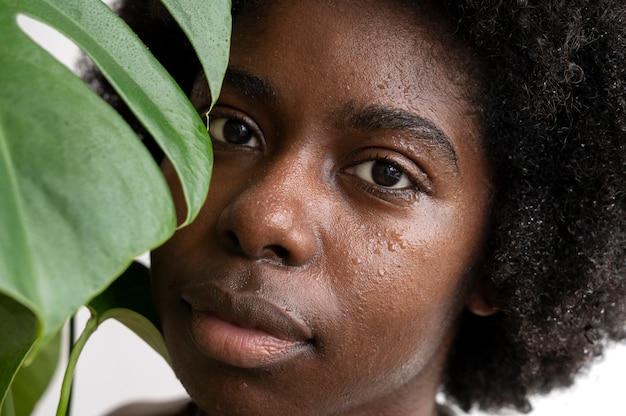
top-left (17, 9), bottom-right (626, 416)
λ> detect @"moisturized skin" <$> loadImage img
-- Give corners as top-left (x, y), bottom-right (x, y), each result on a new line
top-left (151, 1), bottom-right (495, 415)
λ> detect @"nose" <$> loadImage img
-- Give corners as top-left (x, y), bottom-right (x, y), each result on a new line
top-left (215, 157), bottom-right (320, 266)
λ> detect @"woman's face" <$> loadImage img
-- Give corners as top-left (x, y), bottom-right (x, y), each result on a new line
top-left (151, 1), bottom-right (493, 415)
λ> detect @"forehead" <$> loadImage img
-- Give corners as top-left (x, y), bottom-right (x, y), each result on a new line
top-left (232, 0), bottom-right (463, 77)
top-left (232, 0), bottom-right (467, 65)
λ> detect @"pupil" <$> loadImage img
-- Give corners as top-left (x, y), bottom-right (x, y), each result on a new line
top-left (223, 120), bottom-right (252, 144)
top-left (371, 161), bottom-right (402, 187)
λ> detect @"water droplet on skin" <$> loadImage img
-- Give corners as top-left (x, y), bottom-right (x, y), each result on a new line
top-left (389, 231), bottom-right (406, 249)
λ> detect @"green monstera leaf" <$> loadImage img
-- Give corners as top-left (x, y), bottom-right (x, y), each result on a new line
top-left (0, 0), bottom-right (231, 413)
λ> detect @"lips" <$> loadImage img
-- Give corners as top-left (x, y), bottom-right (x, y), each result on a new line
top-left (181, 282), bottom-right (314, 368)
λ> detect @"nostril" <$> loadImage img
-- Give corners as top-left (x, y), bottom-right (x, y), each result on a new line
top-left (221, 229), bottom-right (289, 261)
top-left (224, 230), bottom-right (241, 251)
top-left (266, 244), bottom-right (289, 259)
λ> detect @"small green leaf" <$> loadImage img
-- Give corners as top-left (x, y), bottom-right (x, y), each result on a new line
top-left (0, 295), bottom-right (38, 409)
top-left (101, 309), bottom-right (170, 365)
top-left (1, 390), bottom-right (16, 416)
top-left (90, 262), bottom-right (169, 361)
top-left (10, 332), bottom-right (62, 416)
top-left (54, 263), bottom-right (169, 414)
top-left (89, 262), bottom-right (159, 328)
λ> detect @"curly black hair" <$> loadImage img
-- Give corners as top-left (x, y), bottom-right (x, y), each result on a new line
top-left (87, 0), bottom-right (626, 413)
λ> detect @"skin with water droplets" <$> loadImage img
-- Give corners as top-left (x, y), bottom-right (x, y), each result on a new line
top-left (151, 1), bottom-right (494, 415)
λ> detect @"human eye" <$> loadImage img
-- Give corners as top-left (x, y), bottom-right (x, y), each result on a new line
top-left (343, 153), bottom-right (430, 203)
top-left (351, 160), bottom-right (412, 189)
top-left (205, 111), bottom-right (262, 149)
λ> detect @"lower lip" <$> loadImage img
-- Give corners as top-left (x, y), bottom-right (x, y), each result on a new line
top-left (190, 311), bottom-right (307, 368)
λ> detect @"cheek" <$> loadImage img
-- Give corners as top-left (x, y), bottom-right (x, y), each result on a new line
top-left (320, 219), bottom-right (471, 391)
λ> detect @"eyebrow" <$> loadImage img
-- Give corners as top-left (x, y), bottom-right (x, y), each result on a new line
top-left (222, 68), bottom-right (459, 170)
top-left (334, 101), bottom-right (459, 170)
top-left (223, 68), bottom-right (277, 103)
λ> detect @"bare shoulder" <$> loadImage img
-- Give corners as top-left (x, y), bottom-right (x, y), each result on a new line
top-left (105, 398), bottom-right (195, 416)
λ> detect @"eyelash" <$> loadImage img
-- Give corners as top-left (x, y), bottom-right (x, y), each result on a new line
top-left (204, 110), bottom-right (264, 150)
top-left (346, 153), bottom-right (429, 202)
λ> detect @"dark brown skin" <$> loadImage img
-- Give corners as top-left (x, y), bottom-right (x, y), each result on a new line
top-left (106, 399), bottom-right (195, 416)
top-left (148, 0), bottom-right (496, 415)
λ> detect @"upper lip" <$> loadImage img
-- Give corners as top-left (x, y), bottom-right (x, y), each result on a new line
top-left (181, 281), bottom-right (314, 343)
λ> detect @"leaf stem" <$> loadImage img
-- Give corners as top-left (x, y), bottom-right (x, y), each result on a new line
top-left (56, 314), bottom-right (99, 416)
